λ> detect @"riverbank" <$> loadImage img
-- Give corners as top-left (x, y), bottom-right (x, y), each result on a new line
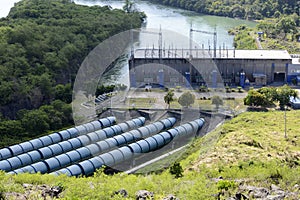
top-left (146, 0), bottom-right (299, 21)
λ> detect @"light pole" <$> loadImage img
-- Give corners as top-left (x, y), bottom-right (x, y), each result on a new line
top-left (284, 105), bottom-right (287, 138)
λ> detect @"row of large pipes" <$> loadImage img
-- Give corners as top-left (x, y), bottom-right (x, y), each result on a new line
top-left (8, 118), bottom-right (175, 174)
top-left (51, 118), bottom-right (205, 177)
top-left (1, 117), bottom-right (145, 172)
top-left (0, 117), bottom-right (116, 161)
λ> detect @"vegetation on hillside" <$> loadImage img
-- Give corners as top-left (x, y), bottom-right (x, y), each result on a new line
top-left (1, 111), bottom-right (299, 199)
top-left (0, 0), bottom-right (145, 147)
top-left (149, 0), bottom-right (300, 52)
top-left (149, 0), bottom-right (299, 20)
top-left (229, 14), bottom-right (300, 53)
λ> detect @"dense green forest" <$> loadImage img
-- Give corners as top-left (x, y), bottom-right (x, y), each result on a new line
top-left (0, 0), bottom-right (145, 147)
top-left (149, 0), bottom-right (299, 20)
top-left (229, 14), bottom-right (300, 53)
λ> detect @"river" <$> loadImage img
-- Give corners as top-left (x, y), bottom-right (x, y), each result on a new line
top-left (74, 0), bottom-right (256, 85)
top-left (75, 0), bottom-right (256, 49)
top-left (0, 0), bottom-right (256, 85)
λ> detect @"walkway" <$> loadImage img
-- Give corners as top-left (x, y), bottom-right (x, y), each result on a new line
top-left (256, 37), bottom-right (263, 49)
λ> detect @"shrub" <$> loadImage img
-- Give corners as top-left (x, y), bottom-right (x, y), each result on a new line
top-left (169, 163), bottom-right (183, 178)
top-left (225, 86), bottom-right (231, 93)
top-left (217, 180), bottom-right (236, 191)
top-left (199, 85), bottom-right (208, 92)
top-left (237, 86), bottom-right (243, 93)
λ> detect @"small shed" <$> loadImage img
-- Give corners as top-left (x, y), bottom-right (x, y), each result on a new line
top-left (257, 32), bottom-right (264, 39)
top-left (253, 73), bottom-right (267, 85)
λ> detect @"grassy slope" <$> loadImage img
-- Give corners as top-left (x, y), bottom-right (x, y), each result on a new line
top-left (184, 111), bottom-right (300, 168)
top-left (1, 111), bottom-right (300, 199)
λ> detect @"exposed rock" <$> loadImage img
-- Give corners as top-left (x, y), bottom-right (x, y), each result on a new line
top-left (22, 183), bottom-right (32, 189)
top-left (266, 194), bottom-right (285, 200)
top-left (270, 184), bottom-right (285, 196)
top-left (4, 192), bottom-right (27, 200)
top-left (135, 190), bottom-right (154, 200)
top-left (163, 194), bottom-right (179, 200)
top-left (240, 185), bottom-right (269, 198)
top-left (212, 176), bottom-right (223, 182)
top-left (235, 184), bottom-right (300, 200)
top-left (5, 183), bottom-right (63, 200)
top-left (234, 192), bottom-right (249, 200)
top-left (285, 192), bottom-right (299, 199)
top-left (113, 189), bottom-right (128, 198)
top-left (270, 184), bottom-right (281, 191)
top-left (226, 192), bottom-right (249, 200)
top-left (43, 185), bottom-right (63, 198)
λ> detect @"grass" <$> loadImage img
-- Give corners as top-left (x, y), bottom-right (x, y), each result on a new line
top-left (1, 111), bottom-right (300, 199)
top-left (126, 97), bottom-right (156, 108)
top-left (185, 110), bottom-right (300, 168)
top-left (125, 97), bottom-right (246, 112)
top-left (134, 146), bottom-right (188, 174)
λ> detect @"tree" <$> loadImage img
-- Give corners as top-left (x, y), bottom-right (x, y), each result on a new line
top-left (55, 83), bottom-right (72, 103)
top-left (273, 85), bottom-right (298, 110)
top-left (257, 87), bottom-right (277, 103)
top-left (164, 90), bottom-right (175, 108)
top-left (231, 4), bottom-right (245, 18)
top-left (0, 120), bottom-right (24, 137)
top-left (211, 95), bottom-right (224, 109)
top-left (244, 89), bottom-right (269, 107)
top-left (178, 92), bottom-right (195, 108)
top-left (276, 16), bottom-right (297, 39)
top-left (21, 109), bottom-right (50, 135)
top-left (244, 86), bottom-right (298, 110)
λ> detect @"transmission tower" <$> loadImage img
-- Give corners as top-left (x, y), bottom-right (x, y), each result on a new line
top-left (190, 24), bottom-right (217, 58)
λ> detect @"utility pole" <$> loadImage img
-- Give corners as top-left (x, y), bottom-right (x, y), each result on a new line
top-left (190, 24), bottom-right (217, 58)
top-left (284, 105), bottom-right (287, 138)
top-left (135, 28), bottom-right (162, 61)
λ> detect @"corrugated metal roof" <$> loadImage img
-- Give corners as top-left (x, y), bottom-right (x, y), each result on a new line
top-left (133, 49), bottom-right (292, 60)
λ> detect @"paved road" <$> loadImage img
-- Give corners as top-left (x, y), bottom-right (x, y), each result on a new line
top-left (125, 145), bottom-right (187, 174)
top-left (256, 37), bottom-right (263, 49)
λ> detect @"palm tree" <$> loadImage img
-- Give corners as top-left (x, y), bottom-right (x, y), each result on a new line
top-left (164, 90), bottom-right (174, 109)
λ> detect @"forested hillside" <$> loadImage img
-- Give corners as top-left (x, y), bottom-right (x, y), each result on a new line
top-left (0, 0), bottom-right (145, 147)
top-left (149, 0), bottom-right (299, 20)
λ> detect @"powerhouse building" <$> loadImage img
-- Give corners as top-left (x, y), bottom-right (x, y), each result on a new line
top-left (129, 49), bottom-right (300, 88)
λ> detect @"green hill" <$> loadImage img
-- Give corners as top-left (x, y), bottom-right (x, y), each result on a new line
top-left (1, 111), bottom-right (299, 199)
top-left (148, 0), bottom-right (299, 20)
top-left (0, 0), bottom-right (145, 147)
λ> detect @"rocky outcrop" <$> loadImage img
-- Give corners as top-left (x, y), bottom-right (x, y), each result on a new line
top-left (227, 184), bottom-right (299, 200)
top-left (163, 194), bottom-right (179, 200)
top-left (4, 184), bottom-right (63, 200)
top-left (135, 190), bottom-right (154, 200)
top-left (112, 189), bottom-right (128, 198)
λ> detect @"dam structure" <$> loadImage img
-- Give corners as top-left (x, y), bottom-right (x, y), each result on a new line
top-left (129, 28), bottom-right (299, 88)
top-left (129, 48), bottom-right (293, 88)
